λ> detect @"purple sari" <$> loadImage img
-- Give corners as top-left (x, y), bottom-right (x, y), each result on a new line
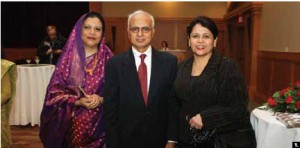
top-left (40, 13), bottom-right (113, 148)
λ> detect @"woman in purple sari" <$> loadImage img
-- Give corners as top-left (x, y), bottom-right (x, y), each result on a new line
top-left (40, 12), bottom-right (113, 148)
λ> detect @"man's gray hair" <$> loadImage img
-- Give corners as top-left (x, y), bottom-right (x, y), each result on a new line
top-left (127, 10), bottom-right (155, 30)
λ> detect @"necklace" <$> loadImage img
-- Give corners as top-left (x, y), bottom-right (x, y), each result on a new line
top-left (84, 53), bottom-right (98, 75)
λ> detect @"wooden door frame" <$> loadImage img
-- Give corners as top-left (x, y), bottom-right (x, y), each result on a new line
top-left (224, 2), bottom-right (263, 100)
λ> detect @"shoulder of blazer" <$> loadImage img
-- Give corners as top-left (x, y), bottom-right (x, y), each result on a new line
top-left (218, 56), bottom-right (237, 71)
top-left (152, 48), bottom-right (177, 61)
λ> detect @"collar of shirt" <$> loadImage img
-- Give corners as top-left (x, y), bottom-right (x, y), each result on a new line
top-left (132, 46), bottom-right (152, 71)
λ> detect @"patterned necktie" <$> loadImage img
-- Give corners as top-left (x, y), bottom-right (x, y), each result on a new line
top-left (138, 54), bottom-right (148, 106)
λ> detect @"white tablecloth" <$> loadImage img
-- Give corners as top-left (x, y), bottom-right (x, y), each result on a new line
top-left (10, 64), bottom-right (55, 126)
top-left (250, 108), bottom-right (300, 148)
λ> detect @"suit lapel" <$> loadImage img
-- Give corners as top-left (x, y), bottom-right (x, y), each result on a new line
top-left (122, 49), bottom-right (146, 107)
top-left (148, 49), bottom-right (162, 106)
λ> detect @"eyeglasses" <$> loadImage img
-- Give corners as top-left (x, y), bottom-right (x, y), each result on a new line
top-left (129, 27), bottom-right (152, 33)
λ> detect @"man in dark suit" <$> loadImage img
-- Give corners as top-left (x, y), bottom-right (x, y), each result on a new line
top-left (104, 10), bottom-right (179, 148)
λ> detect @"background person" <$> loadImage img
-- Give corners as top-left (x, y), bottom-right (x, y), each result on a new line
top-left (37, 25), bottom-right (67, 65)
top-left (161, 40), bottom-right (169, 50)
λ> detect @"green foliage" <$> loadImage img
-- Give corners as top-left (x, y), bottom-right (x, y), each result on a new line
top-left (267, 81), bottom-right (300, 113)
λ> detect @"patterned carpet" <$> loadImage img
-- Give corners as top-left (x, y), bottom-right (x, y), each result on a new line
top-left (9, 99), bottom-right (262, 148)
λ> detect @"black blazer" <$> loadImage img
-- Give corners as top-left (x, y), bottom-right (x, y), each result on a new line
top-left (174, 52), bottom-right (253, 143)
top-left (104, 48), bottom-right (179, 148)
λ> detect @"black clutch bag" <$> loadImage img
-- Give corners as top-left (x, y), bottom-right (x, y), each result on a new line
top-left (190, 127), bottom-right (256, 148)
top-left (190, 128), bottom-right (224, 148)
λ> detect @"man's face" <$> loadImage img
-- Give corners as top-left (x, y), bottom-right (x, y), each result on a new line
top-left (47, 26), bottom-right (57, 40)
top-left (128, 13), bottom-right (155, 52)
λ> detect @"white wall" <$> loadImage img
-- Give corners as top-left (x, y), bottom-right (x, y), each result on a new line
top-left (259, 2), bottom-right (300, 52)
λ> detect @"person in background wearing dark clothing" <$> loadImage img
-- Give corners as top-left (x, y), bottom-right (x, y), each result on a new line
top-left (37, 25), bottom-right (66, 65)
top-left (161, 40), bottom-right (169, 50)
top-left (174, 16), bottom-right (256, 148)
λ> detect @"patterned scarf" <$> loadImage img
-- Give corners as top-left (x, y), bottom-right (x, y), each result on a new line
top-left (40, 12), bottom-right (113, 147)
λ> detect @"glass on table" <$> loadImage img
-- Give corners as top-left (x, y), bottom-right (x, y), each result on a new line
top-left (34, 56), bottom-right (40, 65)
top-left (26, 59), bottom-right (31, 65)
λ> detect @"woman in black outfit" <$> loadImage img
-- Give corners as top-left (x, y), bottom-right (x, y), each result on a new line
top-left (174, 16), bottom-right (256, 148)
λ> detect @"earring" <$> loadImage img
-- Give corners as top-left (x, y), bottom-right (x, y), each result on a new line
top-left (213, 38), bottom-right (218, 47)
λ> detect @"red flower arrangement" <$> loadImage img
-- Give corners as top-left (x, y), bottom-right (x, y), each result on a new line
top-left (267, 81), bottom-right (300, 113)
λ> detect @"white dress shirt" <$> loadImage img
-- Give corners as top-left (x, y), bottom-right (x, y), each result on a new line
top-left (132, 46), bottom-right (152, 93)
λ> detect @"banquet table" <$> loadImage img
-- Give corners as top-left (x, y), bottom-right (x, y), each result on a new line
top-left (250, 108), bottom-right (300, 148)
top-left (10, 64), bottom-right (55, 126)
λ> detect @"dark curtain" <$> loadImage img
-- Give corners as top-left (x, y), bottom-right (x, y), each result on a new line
top-left (1, 2), bottom-right (89, 48)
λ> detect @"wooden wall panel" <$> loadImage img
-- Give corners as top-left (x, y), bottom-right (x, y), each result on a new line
top-left (294, 62), bottom-right (300, 82)
top-left (214, 20), bottom-right (227, 56)
top-left (2, 48), bottom-right (36, 62)
top-left (176, 21), bottom-right (190, 50)
top-left (255, 51), bottom-right (300, 102)
top-left (215, 30), bottom-right (226, 55)
top-left (271, 60), bottom-right (291, 93)
top-left (256, 57), bottom-right (272, 98)
top-left (152, 22), bottom-right (176, 49)
top-left (224, 2), bottom-right (263, 99)
top-left (104, 18), bottom-right (129, 55)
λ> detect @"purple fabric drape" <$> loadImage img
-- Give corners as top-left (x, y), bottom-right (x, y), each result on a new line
top-left (40, 13), bottom-right (113, 148)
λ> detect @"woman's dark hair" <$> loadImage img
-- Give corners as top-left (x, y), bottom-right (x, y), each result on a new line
top-left (187, 16), bottom-right (218, 39)
top-left (161, 40), bottom-right (168, 48)
top-left (83, 11), bottom-right (106, 35)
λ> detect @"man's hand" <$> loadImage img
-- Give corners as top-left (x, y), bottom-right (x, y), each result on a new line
top-left (46, 48), bottom-right (53, 55)
top-left (54, 49), bottom-right (63, 54)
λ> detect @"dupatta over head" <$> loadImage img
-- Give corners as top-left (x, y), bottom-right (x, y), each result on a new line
top-left (40, 12), bottom-right (113, 147)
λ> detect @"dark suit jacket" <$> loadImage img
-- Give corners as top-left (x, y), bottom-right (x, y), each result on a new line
top-left (104, 48), bottom-right (179, 148)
